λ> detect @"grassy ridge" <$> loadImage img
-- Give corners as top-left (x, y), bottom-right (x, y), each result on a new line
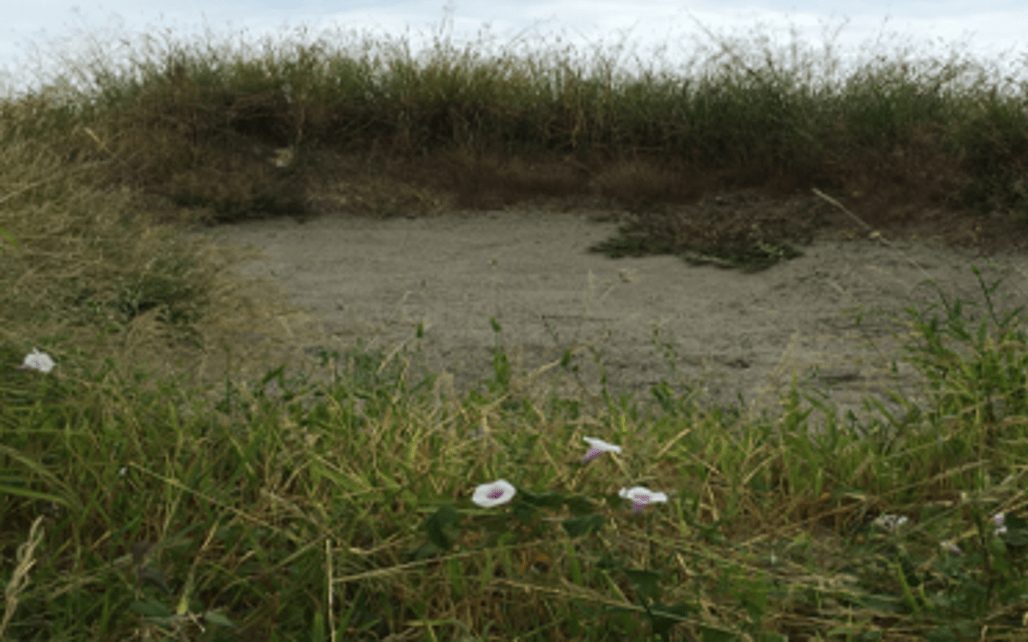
top-left (3, 16), bottom-right (1026, 224)
top-left (2, 14), bottom-right (1028, 640)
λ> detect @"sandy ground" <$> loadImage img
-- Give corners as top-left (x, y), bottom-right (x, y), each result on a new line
top-left (185, 206), bottom-right (1028, 425)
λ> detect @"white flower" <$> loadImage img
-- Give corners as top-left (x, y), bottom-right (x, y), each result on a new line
top-left (994, 513), bottom-right (1007, 536)
top-left (619, 486), bottom-right (668, 513)
top-left (472, 479), bottom-right (517, 508)
top-left (17, 348), bottom-right (54, 373)
top-left (940, 513), bottom-right (1008, 555)
top-left (873, 514), bottom-right (908, 532)
top-left (583, 436), bottom-right (621, 462)
top-left (940, 540), bottom-right (963, 555)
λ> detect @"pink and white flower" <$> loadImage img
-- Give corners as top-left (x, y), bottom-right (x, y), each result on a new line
top-left (619, 486), bottom-right (668, 513)
top-left (583, 437), bottom-right (622, 462)
top-left (993, 512), bottom-right (1007, 536)
top-left (873, 514), bottom-right (908, 532)
top-left (17, 348), bottom-right (54, 373)
top-left (472, 479), bottom-right (517, 508)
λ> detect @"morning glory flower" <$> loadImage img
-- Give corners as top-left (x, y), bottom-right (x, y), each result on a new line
top-left (583, 436), bottom-right (621, 462)
top-left (472, 479), bottom-right (517, 508)
top-left (17, 348), bottom-right (54, 373)
top-left (619, 486), bottom-right (668, 513)
top-left (994, 513), bottom-right (1007, 535)
top-left (940, 541), bottom-right (963, 555)
top-left (873, 514), bottom-right (908, 532)
top-left (940, 513), bottom-right (1010, 555)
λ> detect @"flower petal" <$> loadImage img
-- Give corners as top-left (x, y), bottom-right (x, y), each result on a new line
top-left (994, 513), bottom-right (1007, 535)
top-left (472, 479), bottom-right (517, 508)
top-left (618, 486), bottom-right (668, 512)
top-left (873, 514), bottom-right (908, 532)
top-left (940, 540), bottom-right (963, 555)
top-left (583, 436), bottom-right (621, 462)
top-left (19, 348), bottom-right (55, 373)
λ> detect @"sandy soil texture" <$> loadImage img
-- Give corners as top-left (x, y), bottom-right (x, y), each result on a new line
top-left (186, 205), bottom-right (1028, 425)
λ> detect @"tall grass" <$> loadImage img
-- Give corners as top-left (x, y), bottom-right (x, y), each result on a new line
top-left (2, 12), bottom-right (1028, 640)
top-left (4, 12), bottom-right (1026, 221)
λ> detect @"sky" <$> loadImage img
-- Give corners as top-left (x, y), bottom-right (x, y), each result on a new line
top-left (1, 0), bottom-right (1025, 96)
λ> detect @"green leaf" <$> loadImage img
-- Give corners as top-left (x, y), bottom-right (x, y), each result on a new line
top-left (0, 445), bottom-right (80, 509)
top-left (138, 566), bottom-right (173, 595)
top-left (518, 488), bottom-right (565, 509)
top-left (859, 593), bottom-right (903, 613)
top-left (447, 557), bottom-right (465, 599)
top-left (260, 364), bottom-right (286, 387)
top-left (0, 226), bottom-right (17, 249)
top-left (624, 569), bottom-right (663, 601)
top-left (560, 349), bottom-right (572, 368)
top-left (312, 610), bottom-right (325, 641)
top-left (828, 624), bottom-right (875, 638)
top-left (1002, 513), bottom-right (1028, 546)
top-left (409, 542), bottom-right (442, 561)
top-left (650, 601), bottom-right (694, 638)
top-left (513, 503), bottom-right (537, 527)
top-left (924, 626), bottom-right (957, 642)
top-left (699, 624), bottom-right (739, 642)
top-left (202, 610), bottom-right (236, 627)
top-left (563, 514), bottom-right (604, 538)
top-left (423, 505), bottom-right (460, 551)
top-left (130, 598), bottom-right (172, 618)
top-left (0, 481), bottom-right (68, 506)
top-left (565, 495), bottom-right (596, 515)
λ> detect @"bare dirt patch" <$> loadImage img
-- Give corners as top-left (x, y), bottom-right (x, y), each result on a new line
top-left (179, 190), bottom-right (1028, 426)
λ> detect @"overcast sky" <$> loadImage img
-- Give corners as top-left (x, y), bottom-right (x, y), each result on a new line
top-left (2, 0), bottom-right (1025, 95)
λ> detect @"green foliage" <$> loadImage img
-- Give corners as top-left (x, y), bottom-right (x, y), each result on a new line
top-left (4, 4), bottom-right (1025, 225)
top-left (3, 9), bottom-right (1028, 640)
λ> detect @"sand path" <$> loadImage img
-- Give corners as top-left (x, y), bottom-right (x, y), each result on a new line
top-left (187, 207), bottom-right (1028, 423)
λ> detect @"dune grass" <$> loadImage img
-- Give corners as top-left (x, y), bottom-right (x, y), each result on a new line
top-left (2, 11), bottom-right (1028, 640)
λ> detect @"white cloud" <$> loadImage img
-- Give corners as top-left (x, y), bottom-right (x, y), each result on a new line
top-left (1, 0), bottom-right (1023, 96)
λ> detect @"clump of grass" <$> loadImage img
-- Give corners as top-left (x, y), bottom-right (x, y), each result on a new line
top-left (3, 10), bottom-right (1028, 640)
top-left (4, 10), bottom-right (1025, 240)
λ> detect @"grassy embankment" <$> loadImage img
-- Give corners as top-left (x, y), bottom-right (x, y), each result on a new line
top-left (2, 14), bottom-right (1028, 640)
